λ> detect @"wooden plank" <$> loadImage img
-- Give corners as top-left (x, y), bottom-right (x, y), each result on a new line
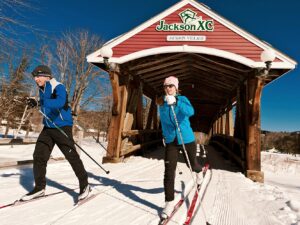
top-left (136, 85), bottom-right (144, 130)
top-left (146, 99), bottom-right (155, 129)
top-left (190, 53), bottom-right (250, 74)
top-left (123, 113), bottom-right (134, 132)
top-left (109, 71), bottom-right (120, 115)
top-left (246, 170), bottom-right (264, 183)
top-left (126, 88), bottom-right (139, 114)
top-left (225, 110), bottom-right (230, 136)
top-left (122, 129), bottom-right (161, 137)
top-left (130, 53), bottom-right (188, 71)
top-left (121, 87), bottom-right (140, 152)
top-left (153, 100), bottom-right (158, 130)
top-left (191, 62), bottom-right (240, 81)
top-left (190, 65), bottom-right (234, 89)
top-left (104, 85), bottom-right (128, 163)
top-left (192, 59), bottom-right (241, 78)
top-left (187, 82), bottom-right (229, 100)
top-left (246, 77), bottom-right (264, 172)
top-left (136, 58), bottom-right (188, 75)
top-left (229, 109), bottom-right (234, 136)
top-left (234, 84), bottom-right (247, 141)
top-left (120, 139), bottom-right (162, 156)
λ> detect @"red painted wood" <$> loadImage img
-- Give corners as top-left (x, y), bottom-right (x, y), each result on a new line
top-left (105, 3), bottom-right (280, 62)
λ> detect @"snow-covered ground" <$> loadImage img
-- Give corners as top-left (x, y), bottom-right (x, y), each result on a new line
top-left (0, 136), bottom-right (299, 225)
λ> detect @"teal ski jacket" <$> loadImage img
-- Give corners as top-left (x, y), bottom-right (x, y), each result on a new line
top-left (159, 95), bottom-right (195, 145)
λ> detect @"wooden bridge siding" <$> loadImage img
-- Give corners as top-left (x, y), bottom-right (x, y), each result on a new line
top-left (208, 74), bottom-right (264, 182)
top-left (225, 75), bottom-right (263, 182)
top-left (103, 72), bottom-right (161, 162)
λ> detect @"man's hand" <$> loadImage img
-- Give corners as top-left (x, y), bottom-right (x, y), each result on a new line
top-left (165, 95), bottom-right (176, 105)
top-left (26, 97), bottom-right (38, 109)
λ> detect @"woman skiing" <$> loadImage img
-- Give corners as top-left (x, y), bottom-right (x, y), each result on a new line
top-left (157, 76), bottom-right (203, 218)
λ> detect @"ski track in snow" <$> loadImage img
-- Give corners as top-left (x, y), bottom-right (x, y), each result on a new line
top-left (0, 139), bottom-right (299, 225)
top-left (207, 170), bottom-right (285, 225)
top-left (49, 159), bottom-right (164, 225)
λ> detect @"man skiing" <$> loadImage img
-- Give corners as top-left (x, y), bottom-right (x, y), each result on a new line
top-left (21, 65), bottom-right (90, 202)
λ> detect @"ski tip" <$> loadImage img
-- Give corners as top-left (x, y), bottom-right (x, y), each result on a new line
top-left (158, 218), bottom-right (167, 225)
top-left (157, 214), bottom-right (169, 225)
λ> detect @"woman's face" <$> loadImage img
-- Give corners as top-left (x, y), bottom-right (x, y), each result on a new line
top-left (164, 84), bottom-right (177, 96)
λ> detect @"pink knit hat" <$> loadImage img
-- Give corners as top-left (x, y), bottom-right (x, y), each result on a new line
top-left (164, 76), bottom-right (179, 89)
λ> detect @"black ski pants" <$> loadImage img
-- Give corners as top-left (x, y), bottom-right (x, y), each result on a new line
top-left (33, 126), bottom-right (88, 190)
top-left (164, 141), bottom-right (202, 202)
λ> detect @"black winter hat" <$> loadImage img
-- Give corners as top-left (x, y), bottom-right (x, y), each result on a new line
top-left (32, 65), bottom-right (52, 77)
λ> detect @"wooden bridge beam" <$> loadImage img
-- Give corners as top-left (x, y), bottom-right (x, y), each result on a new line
top-left (246, 77), bottom-right (264, 183)
top-left (103, 73), bottom-right (129, 163)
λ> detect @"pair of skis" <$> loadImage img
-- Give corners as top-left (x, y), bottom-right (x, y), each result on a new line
top-left (0, 186), bottom-right (95, 210)
top-left (0, 188), bottom-right (74, 209)
top-left (158, 163), bottom-right (210, 225)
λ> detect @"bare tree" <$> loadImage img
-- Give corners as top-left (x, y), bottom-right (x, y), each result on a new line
top-left (56, 40), bottom-right (70, 88)
top-left (0, 0), bottom-right (35, 56)
top-left (64, 31), bottom-right (103, 115)
top-left (36, 30), bottom-right (105, 133)
top-left (0, 52), bottom-right (32, 137)
top-left (53, 31), bottom-right (104, 123)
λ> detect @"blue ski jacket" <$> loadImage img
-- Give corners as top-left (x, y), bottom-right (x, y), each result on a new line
top-left (39, 78), bottom-right (73, 128)
top-left (159, 95), bottom-right (195, 145)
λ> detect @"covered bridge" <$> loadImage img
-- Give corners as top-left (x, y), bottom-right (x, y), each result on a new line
top-left (87, 0), bottom-right (296, 182)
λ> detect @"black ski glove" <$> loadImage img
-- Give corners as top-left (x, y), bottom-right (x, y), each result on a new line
top-left (26, 97), bottom-right (38, 109)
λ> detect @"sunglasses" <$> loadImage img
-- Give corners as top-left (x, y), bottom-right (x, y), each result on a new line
top-left (164, 84), bottom-right (175, 89)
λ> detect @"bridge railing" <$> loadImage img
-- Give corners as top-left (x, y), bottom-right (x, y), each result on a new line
top-left (209, 134), bottom-right (246, 171)
top-left (120, 129), bottom-right (162, 156)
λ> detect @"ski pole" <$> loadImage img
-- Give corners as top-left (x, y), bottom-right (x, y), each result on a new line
top-left (93, 136), bottom-right (108, 152)
top-left (39, 110), bottom-right (110, 174)
top-left (15, 105), bottom-right (28, 139)
top-left (170, 105), bottom-right (196, 184)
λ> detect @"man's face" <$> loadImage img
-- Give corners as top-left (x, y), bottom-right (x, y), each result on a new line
top-left (34, 76), bottom-right (50, 87)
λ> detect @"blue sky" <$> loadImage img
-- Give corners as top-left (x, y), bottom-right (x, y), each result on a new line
top-left (13, 0), bottom-right (300, 132)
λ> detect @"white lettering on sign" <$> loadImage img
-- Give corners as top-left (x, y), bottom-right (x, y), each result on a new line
top-left (166, 35), bottom-right (206, 42)
top-left (156, 9), bottom-right (215, 32)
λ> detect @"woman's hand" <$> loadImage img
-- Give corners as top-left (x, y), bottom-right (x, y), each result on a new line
top-left (165, 95), bottom-right (176, 105)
